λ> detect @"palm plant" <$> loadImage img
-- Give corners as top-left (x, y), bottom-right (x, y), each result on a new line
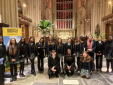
top-left (93, 33), bottom-right (106, 41)
top-left (34, 20), bottom-right (54, 36)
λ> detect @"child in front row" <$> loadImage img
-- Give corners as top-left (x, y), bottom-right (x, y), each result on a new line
top-left (80, 51), bottom-right (95, 79)
top-left (48, 50), bottom-right (60, 79)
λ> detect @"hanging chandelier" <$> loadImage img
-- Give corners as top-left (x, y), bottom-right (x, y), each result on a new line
top-left (85, 16), bottom-right (90, 22)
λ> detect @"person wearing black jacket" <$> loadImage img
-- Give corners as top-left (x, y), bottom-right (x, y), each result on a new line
top-left (105, 36), bottom-right (113, 73)
top-left (73, 37), bottom-right (83, 72)
top-left (18, 37), bottom-right (27, 77)
top-left (45, 35), bottom-right (56, 57)
top-left (56, 38), bottom-right (64, 73)
top-left (95, 36), bottom-right (104, 72)
top-left (64, 49), bottom-right (75, 76)
top-left (27, 36), bottom-right (36, 76)
top-left (80, 51), bottom-right (95, 79)
top-left (7, 38), bottom-right (19, 82)
top-left (65, 38), bottom-right (73, 55)
top-left (36, 38), bottom-right (45, 73)
top-left (48, 50), bottom-right (60, 79)
top-left (0, 36), bottom-right (6, 85)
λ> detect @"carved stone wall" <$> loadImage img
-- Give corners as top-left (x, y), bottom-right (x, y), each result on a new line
top-left (54, 29), bottom-right (75, 42)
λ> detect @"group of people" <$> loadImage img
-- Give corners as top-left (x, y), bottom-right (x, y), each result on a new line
top-left (0, 34), bottom-right (113, 85)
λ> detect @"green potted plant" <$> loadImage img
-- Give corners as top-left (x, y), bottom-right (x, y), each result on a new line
top-left (34, 20), bottom-right (54, 36)
top-left (93, 33), bottom-right (106, 41)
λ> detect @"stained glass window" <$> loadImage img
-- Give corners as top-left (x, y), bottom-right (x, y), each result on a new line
top-left (56, 0), bottom-right (73, 29)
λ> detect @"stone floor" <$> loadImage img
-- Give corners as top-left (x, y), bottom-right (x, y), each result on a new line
top-left (4, 56), bottom-right (113, 85)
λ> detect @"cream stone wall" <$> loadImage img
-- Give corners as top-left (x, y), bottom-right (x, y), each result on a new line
top-left (0, 0), bottom-right (18, 27)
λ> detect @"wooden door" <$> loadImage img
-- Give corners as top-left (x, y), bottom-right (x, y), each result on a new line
top-left (21, 25), bottom-right (29, 42)
top-left (25, 25), bottom-right (29, 42)
top-left (105, 24), bottom-right (113, 40)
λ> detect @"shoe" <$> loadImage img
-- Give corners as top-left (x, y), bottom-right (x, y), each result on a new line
top-left (10, 77), bottom-right (13, 82)
top-left (31, 70), bottom-right (34, 74)
top-left (13, 76), bottom-right (17, 81)
top-left (22, 74), bottom-right (25, 77)
top-left (26, 63), bottom-right (29, 65)
top-left (76, 69), bottom-right (79, 73)
top-left (96, 69), bottom-right (98, 72)
top-left (38, 71), bottom-right (41, 73)
top-left (33, 72), bottom-right (36, 76)
top-left (106, 70), bottom-right (109, 73)
top-left (100, 69), bottom-right (102, 72)
top-left (19, 73), bottom-right (22, 77)
top-left (49, 75), bottom-right (51, 79)
top-left (56, 74), bottom-right (59, 78)
top-left (109, 72), bottom-right (113, 75)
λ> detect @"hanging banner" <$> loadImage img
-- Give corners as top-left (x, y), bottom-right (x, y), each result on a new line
top-left (2, 28), bottom-right (22, 49)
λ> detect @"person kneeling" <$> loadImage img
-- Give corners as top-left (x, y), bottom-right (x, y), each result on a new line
top-left (48, 50), bottom-right (60, 79)
top-left (80, 51), bottom-right (95, 79)
top-left (64, 49), bottom-right (75, 76)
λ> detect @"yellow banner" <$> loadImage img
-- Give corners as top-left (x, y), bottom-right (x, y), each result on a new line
top-left (2, 28), bottom-right (22, 36)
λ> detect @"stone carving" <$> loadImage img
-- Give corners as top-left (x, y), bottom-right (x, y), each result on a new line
top-left (95, 24), bottom-right (100, 36)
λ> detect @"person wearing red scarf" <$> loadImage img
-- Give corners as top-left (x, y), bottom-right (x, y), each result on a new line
top-left (84, 34), bottom-right (96, 60)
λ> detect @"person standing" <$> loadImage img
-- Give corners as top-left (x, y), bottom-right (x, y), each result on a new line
top-left (95, 36), bottom-right (104, 72)
top-left (56, 38), bottom-right (65, 73)
top-left (105, 35), bottom-right (113, 74)
top-left (84, 34), bottom-right (96, 60)
top-left (73, 37), bottom-right (83, 72)
top-left (36, 38), bottom-right (45, 73)
top-left (0, 36), bottom-right (6, 85)
top-left (7, 38), bottom-right (19, 82)
top-left (45, 35), bottom-right (56, 57)
top-left (27, 36), bottom-right (36, 76)
top-left (18, 37), bottom-right (27, 77)
top-left (65, 38), bottom-right (73, 55)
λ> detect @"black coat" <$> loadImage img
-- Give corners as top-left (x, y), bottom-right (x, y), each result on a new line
top-left (18, 43), bottom-right (28, 60)
top-left (48, 55), bottom-right (60, 70)
top-left (0, 44), bottom-right (6, 84)
top-left (56, 43), bottom-right (65, 56)
top-left (95, 41), bottom-right (104, 54)
top-left (64, 54), bottom-right (75, 67)
top-left (64, 43), bottom-right (73, 54)
top-left (45, 40), bottom-right (56, 55)
top-left (73, 42), bottom-right (84, 54)
top-left (104, 40), bottom-right (113, 55)
top-left (0, 44), bottom-right (6, 63)
top-left (26, 42), bottom-right (36, 57)
top-left (80, 58), bottom-right (95, 72)
top-left (7, 44), bottom-right (19, 62)
top-left (36, 42), bottom-right (45, 56)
